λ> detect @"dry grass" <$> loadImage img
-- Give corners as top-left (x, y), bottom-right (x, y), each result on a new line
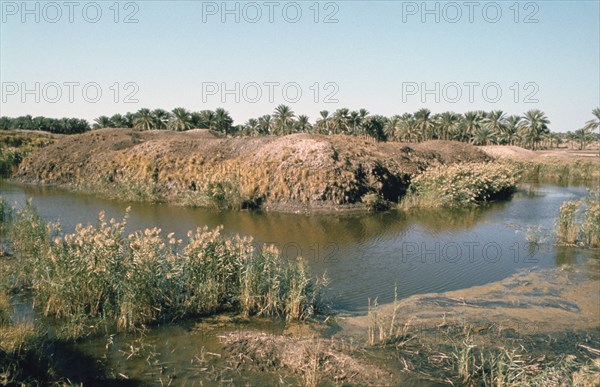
top-left (556, 190), bottom-right (600, 248)
top-left (15, 129), bottom-right (491, 211)
top-left (220, 330), bottom-right (389, 386)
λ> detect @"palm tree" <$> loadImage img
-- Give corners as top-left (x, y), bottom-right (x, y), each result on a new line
top-left (349, 111), bottom-right (361, 136)
top-left (437, 112), bottom-right (461, 140)
top-left (584, 108), bottom-right (600, 132)
top-left (483, 110), bottom-right (506, 138)
top-left (502, 115), bottom-right (522, 145)
top-left (124, 112), bottom-right (136, 128)
top-left (152, 109), bottom-right (171, 129)
top-left (573, 128), bottom-right (593, 150)
top-left (244, 118), bottom-right (260, 136)
top-left (397, 113), bottom-right (417, 142)
top-left (193, 110), bottom-right (217, 130)
top-left (414, 108), bottom-right (434, 141)
top-left (295, 115), bottom-right (312, 133)
top-left (133, 108), bottom-right (157, 130)
top-left (520, 110), bottom-right (550, 150)
top-left (363, 115), bottom-right (386, 141)
top-left (333, 108), bottom-right (350, 134)
top-left (462, 111), bottom-right (483, 141)
top-left (93, 116), bottom-right (113, 129)
top-left (214, 108), bottom-right (233, 136)
top-left (169, 107), bottom-right (193, 131)
top-left (258, 115), bottom-right (273, 135)
top-left (272, 105), bottom-right (295, 135)
top-left (110, 114), bottom-right (127, 128)
top-left (584, 108), bottom-right (600, 156)
top-left (472, 126), bottom-right (496, 145)
top-left (384, 115), bottom-right (400, 141)
top-left (315, 111), bottom-right (332, 134)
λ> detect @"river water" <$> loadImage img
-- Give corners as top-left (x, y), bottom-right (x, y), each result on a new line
top-left (1, 180), bottom-right (598, 312)
top-left (1, 180), bottom-right (599, 384)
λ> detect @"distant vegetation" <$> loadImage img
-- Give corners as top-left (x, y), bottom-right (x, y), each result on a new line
top-left (2, 107), bottom-right (599, 151)
top-left (0, 116), bottom-right (89, 134)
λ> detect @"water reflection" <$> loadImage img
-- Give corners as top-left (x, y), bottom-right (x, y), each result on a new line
top-left (0, 180), bottom-right (597, 312)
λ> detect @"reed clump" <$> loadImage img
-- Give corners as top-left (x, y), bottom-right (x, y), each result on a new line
top-left (556, 190), bottom-right (600, 248)
top-left (0, 291), bottom-right (53, 385)
top-left (7, 203), bottom-right (326, 336)
top-left (452, 338), bottom-right (600, 386)
top-left (401, 162), bottom-right (518, 208)
top-left (504, 158), bottom-right (600, 183)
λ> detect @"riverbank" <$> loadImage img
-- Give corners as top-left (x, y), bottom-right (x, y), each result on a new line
top-left (14, 129), bottom-right (493, 212)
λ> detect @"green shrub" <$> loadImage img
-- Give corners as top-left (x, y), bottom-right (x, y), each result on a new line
top-left (401, 162), bottom-right (518, 208)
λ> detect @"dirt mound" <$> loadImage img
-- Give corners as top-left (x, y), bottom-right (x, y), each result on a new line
top-left (479, 145), bottom-right (537, 159)
top-left (221, 330), bottom-right (393, 385)
top-left (16, 129), bottom-right (491, 211)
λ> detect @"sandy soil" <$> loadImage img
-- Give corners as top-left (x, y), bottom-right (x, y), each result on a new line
top-left (481, 145), bottom-right (600, 160)
top-left (339, 264), bottom-right (600, 339)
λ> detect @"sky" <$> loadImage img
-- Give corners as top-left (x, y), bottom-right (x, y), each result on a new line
top-left (0, 0), bottom-right (599, 131)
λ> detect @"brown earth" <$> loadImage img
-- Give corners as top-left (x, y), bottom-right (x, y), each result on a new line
top-left (339, 264), bottom-right (600, 340)
top-left (15, 129), bottom-right (491, 212)
top-left (481, 145), bottom-right (600, 160)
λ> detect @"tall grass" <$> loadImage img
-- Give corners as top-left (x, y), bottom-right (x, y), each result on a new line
top-left (0, 291), bottom-right (52, 385)
top-left (7, 204), bottom-right (326, 336)
top-left (503, 159), bottom-right (600, 183)
top-left (401, 162), bottom-right (518, 208)
top-left (556, 190), bottom-right (600, 248)
top-left (0, 197), bottom-right (11, 234)
top-left (452, 339), bottom-right (600, 386)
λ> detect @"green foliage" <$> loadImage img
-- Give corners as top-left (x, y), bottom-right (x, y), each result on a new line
top-left (402, 162), bottom-right (518, 208)
top-left (0, 133), bottom-right (55, 177)
top-left (505, 159), bottom-right (600, 183)
top-left (7, 205), bottom-right (325, 337)
top-left (0, 115), bottom-right (89, 134)
top-left (556, 190), bottom-right (600, 248)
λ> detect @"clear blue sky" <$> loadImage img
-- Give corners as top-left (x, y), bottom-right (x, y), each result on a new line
top-left (1, 0), bottom-right (599, 131)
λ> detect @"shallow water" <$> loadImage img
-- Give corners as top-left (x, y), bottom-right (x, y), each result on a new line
top-left (2, 180), bottom-right (599, 385)
top-left (1, 180), bottom-right (598, 313)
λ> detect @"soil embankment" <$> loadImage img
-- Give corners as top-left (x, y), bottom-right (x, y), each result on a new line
top-left (15, 129), bottom-right (490, 211)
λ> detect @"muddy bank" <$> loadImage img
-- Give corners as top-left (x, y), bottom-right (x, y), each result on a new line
top-left (339, 263), bottom-right (600, 340)
top-left (15, 129), bottom-right (490, 212)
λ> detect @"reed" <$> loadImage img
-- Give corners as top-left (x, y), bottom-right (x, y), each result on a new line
top-left (401, 162), bottom-right (518, 208)
top-left (7, 204), bottom-right (325, 337)
top-left (556, 190), bottom-right (600, 248)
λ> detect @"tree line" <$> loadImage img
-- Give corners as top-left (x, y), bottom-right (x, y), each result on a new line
top-left (2, 107), bottom-right (599, 150)
top-left (0, 115), bottom-right (90, 134)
